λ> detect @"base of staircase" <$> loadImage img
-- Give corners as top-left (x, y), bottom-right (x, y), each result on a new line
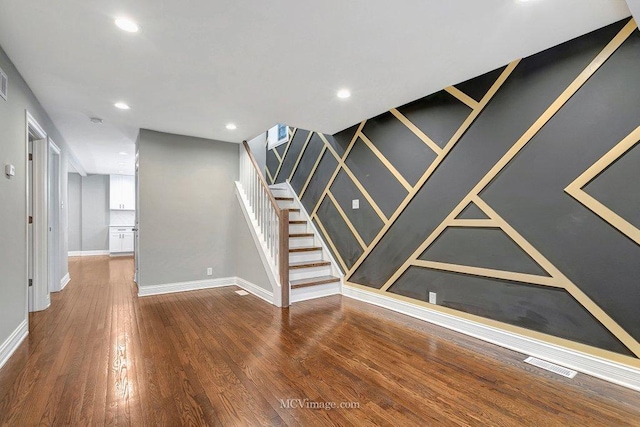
top-left (291, 281), bottom-right (341, 303)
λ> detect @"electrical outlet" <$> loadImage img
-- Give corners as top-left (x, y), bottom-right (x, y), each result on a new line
top-left (428, 292), bottom-right (437, 304)
top-left (352, 199), bottom-right (359, 209)
top-left (206, 267), bottom-right (213, 276)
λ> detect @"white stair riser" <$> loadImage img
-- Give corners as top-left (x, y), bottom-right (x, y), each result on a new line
top-left (289, 236), bottom-right (315, 248)
top-left (289, 223), bottom-right (308, 234)
top-left (288, 211), bottom-right (304, 221)
top-left (289, 265), bottom-right (333, 281)
top-left (276, 201), bottom-right (297, 209)
top-left (291, 282), bottom-right (341, 303)
top-left (289, 251), bottom-right (323, 264)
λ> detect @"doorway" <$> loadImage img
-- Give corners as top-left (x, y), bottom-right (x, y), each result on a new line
top-left (26, 111), bottom-right (50, 312)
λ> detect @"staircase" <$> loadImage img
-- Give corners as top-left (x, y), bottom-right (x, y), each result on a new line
top-left (270, 183), bottom-right (342, 302)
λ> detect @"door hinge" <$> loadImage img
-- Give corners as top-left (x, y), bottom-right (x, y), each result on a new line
top-left (28, 216), bottom-right (33, 224)
top-left (29, 279), bottom-right (33, 287)
top-left (29, 153), bottom-right (33, 161)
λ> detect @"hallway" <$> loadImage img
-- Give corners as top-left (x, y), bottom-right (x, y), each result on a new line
top-left (0, 256), bottom-right (639, 425)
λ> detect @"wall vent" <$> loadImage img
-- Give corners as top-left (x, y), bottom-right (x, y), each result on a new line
top-left (0, 66), bottom-right (7, 101)
top-left (524, 357), bottom-right (577, 378)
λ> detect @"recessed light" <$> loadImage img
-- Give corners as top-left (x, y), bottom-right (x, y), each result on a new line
top-left (226, 123), bottom-right (237, 130)
top-left (115, 17), bottom-right (139, 33)
top-left (89, 117), bottom-right (103, 124)
top-left (337, 89), bottom-right (351, 99)
top-left (119, 152), bottom-right (128, 156)
top-left (114, 102), bottom-right (130, 110)
top-left (118, 162), bottom-right (125, 165)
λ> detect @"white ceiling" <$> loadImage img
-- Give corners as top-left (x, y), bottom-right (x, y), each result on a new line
top-left (0, 0), bottom-right (632, 175)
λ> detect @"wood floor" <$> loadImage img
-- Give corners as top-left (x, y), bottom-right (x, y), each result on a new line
top-left (1, 257), bottom-right (639, 426)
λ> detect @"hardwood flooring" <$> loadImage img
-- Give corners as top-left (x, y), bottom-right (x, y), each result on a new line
top-left (0, 256), bottom-right (639, 426)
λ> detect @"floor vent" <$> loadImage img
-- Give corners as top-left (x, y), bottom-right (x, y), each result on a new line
top-left (524, 357), bottom-right (577, 378)
top-left (0, 66), bottom-right (7, 101)
top-left (235, 290), bottom-right (249, 296)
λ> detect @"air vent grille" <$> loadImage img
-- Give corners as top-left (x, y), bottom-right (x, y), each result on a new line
top-left (0, 66), bottom-right (7, 101)
top-left (524, 357), bottom-right (577, 378)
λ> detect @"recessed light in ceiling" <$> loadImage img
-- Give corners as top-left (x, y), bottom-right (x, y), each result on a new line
top-left (119, 151), bottom-right (128, 155)
top-left (89, 117), bottom-right (103, 124)
top-left (337, 89), bottom-right (351, 99)
top-left (118, 162), bottom-right (125, 165)
top-left (226, 123), bottom-right (237, 130)
top-left (114, 102), bottom-right (130, 110)
top-left (115, 17), bottom-right (139, 33)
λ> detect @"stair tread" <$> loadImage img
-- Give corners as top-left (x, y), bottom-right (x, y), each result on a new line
top-left (289, 246), bottom-right (322, 253)
top-left (286, 208), bottom-right (300, 212)
top-left (289, 260), bottom-right (331, 269)
top-left (290, 233), bottom-right (314, 238)
top-left (291, 275), bottom-right (340, 289)
top-left (289, 220), bottom-right (306, 224)
top-left (275, 196), bottom-right (294, 201)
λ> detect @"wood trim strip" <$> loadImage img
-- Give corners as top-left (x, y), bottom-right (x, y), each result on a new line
top-left (273, 130), bottom-right (296, 181)
top-left (390, 108), bottom-right (442, 155)
top-left (448, 219), bottom-right (498, 227)
top-left (265, 167), bottom-right (275, 186)
top-left (273, 147), bottom-right (282, 162)
top-left (565, 125), bottom-right (640, 245)
top-left (326, 190), bottom-right (367, 249)
top-left (345, 60), bottom-right (520, 279)
top-left (445, 86), bottom-right (480, 110)
top-left (313, 213), bottom-right (349, 272)
top-left (288, 129), bottom-right (315, 182)
top-left (358, 131), bottom-right (413, 192)
top-left (411, 259), bottom-right (561, 288)
top-left (298, 145), bottom-right (327, 199)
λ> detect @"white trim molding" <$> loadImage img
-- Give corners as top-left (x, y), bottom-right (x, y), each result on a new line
top-left (0, 320), bottom-right (28, 371)
top-left (60, 273), bottom-right (71, 291)
top-left (235, 277), bottom-right (274, 304)
top-left (68, 250), bottom-right (110, 257)
top-left (138, 277), bottom-right (235, 297)
top-left (343, 285), bottom-right (640, 392)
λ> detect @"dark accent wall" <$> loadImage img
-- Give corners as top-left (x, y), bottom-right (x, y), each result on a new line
top-left (266, 19), bottom-right (640, 363)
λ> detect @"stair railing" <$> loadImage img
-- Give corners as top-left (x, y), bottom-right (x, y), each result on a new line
top-left (239, 141), bottom-right (290, 307)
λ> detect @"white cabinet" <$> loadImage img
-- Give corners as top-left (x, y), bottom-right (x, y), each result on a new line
top-left (110, 175), bottom-right (135, 210)
top-left (110, 227), bottom-right (135, 253)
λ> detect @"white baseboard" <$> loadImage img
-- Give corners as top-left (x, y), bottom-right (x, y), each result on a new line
top-left (235, 277), bottom-right (274, 304)
top-left (343, 285), bottom-right (640, 392)
top-left (138, 277), bottom-right (235, 297)
top-left (0, 319), bottom-right (28, 371)
top-left (292, 282), bottom-right (342, 303)
top-left (68, 250), bottom-right (110, 257)
top-left (60, 273), bottom-right (71, 290)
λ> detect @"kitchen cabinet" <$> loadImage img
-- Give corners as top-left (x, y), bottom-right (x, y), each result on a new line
top-left (110, 227), bottom-right (135, 253)
top-left (110, 175), bottom-right (135, 210)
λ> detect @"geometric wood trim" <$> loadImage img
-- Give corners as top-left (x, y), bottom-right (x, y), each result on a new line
top-left (299, 145), bottom-right (327, 199)
top-left (288, 128), bottom-right (313, 182)
top-left (444, 86), bottom-right (480, 110)
top-left (448, 219), bottom-right (498, 227)
top-left (326, 190), bottom-right (367, 249)
top-left (273, 129), bottom-right (297, 181)
top-left (358, 131), bottom-right (413, 191)
top-left (389, 108), bottom-right (442, 155)
top-left (313, 213), bottom-right (349, 273)
top-left (412, 259), bottom-right (561, 288)
top-left (565, 125), bottom-right (640, 245)
top-left (345, 59), bottom-right (522, 279)
top-left (265, 166), bottom-right (275, 185)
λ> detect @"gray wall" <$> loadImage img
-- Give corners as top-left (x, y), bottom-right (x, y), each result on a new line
top-left (0, 44), bottom-right (71, 347)
top-left (68, 173), bottom-right (82, 251)
top-left (67, 173), bottom-right (110, 252)
top-left (138, 129), bottom-right (270, 291)
top-left (247, 132), bottom-right (267, 179)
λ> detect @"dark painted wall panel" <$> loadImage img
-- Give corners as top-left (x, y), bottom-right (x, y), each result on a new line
top-left (325, 124), bottom-right (359, 157)
top-left (584, 141), bottom-right (640, 230)
top-left (275, 129), bottom-right (310, 183)
top-left (481, 29), bottom-right (640, 341)
top-left (345, 138), bottom-right (408, 217)
top-left (312, 217), bottom-right (343, 274)
top-left (317, 198), bottom-right (363, 269)
top-left (456, 202), bottom-right (489, 219)
top-left (454, 66), bottom-right (506, 102)
top-left (388, 267), bottom-right (632, 356)
top-left (330, 170), bottom-right (384, 245)
top-left (300, 151), bottom-right (338, 214)
top-left (396, 91), bottom-right (472, 149)
top-left (266, 149), bottom-right (279, 179)
top-left (361, 112), bottom-right (438, 184)
top-left (351, 21), bottom-right (623, 289)
top-left (290, 132), bottom-right (324, 193)
top-left (420, 227), bottom-right (548, 276)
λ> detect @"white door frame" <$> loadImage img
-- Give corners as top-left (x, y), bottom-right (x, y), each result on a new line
top-left (26, 111), bottom-right (50, 312)
top-left (48, 139), bottom-right (62, 293)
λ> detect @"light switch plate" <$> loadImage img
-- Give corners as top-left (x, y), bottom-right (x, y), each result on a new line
top-left (352, 199), bottom-right (359, 209)
top-left (5, 164), bottom-right (15, 177)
